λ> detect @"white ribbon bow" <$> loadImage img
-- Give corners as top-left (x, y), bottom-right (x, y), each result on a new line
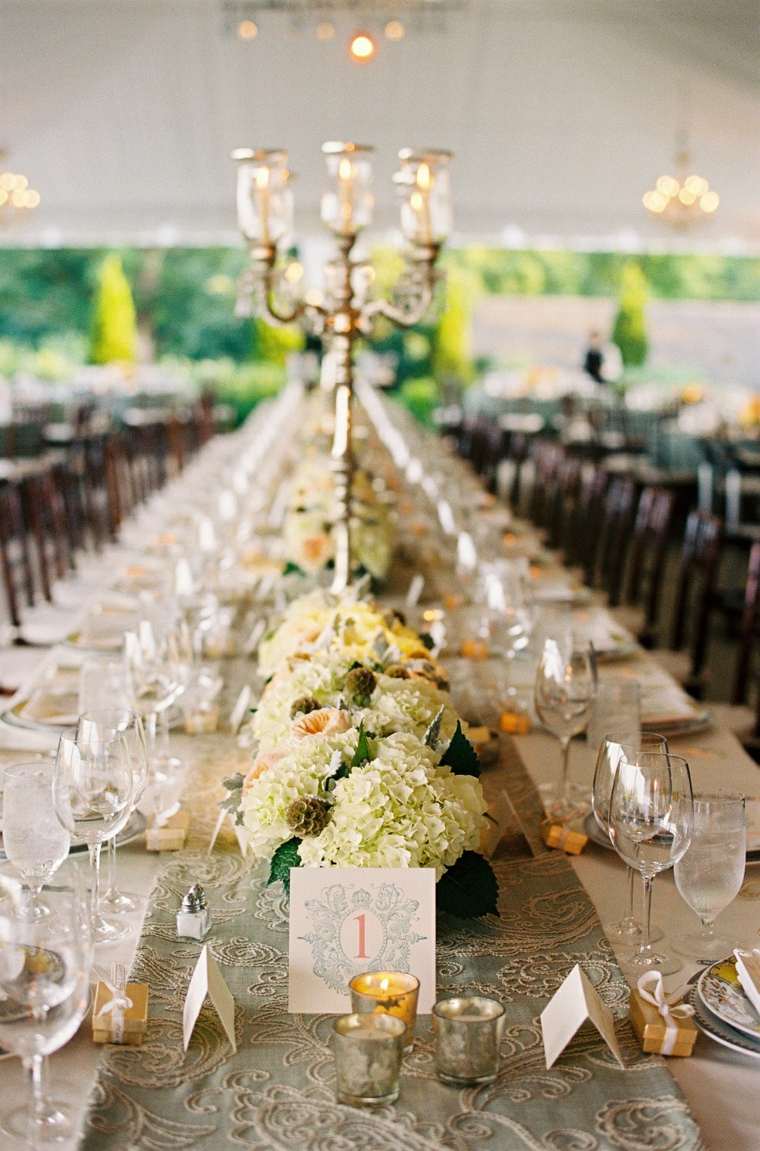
top-left (637, 970), bottom-right (694, 1055)
top-left (97, 965), bottom-right (133, 1044)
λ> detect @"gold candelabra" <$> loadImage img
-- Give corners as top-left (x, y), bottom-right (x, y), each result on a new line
top-left (232, 141), bottom-right (451, 592)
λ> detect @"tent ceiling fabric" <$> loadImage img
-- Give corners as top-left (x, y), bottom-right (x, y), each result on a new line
top-left (1, 0), bottom-right (759, 248)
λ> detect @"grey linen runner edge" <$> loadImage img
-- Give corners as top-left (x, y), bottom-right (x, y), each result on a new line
top-left (80, 717), bottom-right (705, 1151)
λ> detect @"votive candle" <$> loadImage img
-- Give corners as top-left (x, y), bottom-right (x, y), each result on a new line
top-left (349, 971), bottom-right (420, 1052)
top-left (433, 996), bottom-right (505, 1085)
top-left (333, 1013), bottom-right (405, 1106)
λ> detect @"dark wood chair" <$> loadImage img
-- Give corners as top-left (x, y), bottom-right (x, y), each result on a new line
top-left (732, 540), bottom-right (760, 718)
top-left (668, 510), bottom-right (724, 698)
top-left (565, 467), bottom-right (607, 580)
top-left (548, 455), bottom-right (582, 551)
top-left (625, 486), bottom-right (675, 647)
top-left (0, 478), bottom-right (34, 632)
top-left (596, 477), bottom-right (637, 605)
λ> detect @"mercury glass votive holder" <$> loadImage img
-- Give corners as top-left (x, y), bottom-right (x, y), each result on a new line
top-left (433, 996), bottom-right (505, 1086)
top-left (349, 971), bottom-right (420, 1052)
top-left (333, 1013), bottom-right (405, 1107)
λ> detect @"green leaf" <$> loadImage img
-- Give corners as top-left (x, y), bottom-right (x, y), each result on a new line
top-left (351, 722), bottom-right (372, 768)
top-left (424, 705), bottom-right (445, 749)
top-left (436, 852), bottom-right (499, 918)
top-left (267, 837), bottom-right (302, 892)
top-left (419, 631), bottom-right (435, 651)
top-left (282, 561), bottom-right (305, 577)
top-left (440, 721), bottom-right (481, 777)
top-left (219, 772), bottom-right (245, 814)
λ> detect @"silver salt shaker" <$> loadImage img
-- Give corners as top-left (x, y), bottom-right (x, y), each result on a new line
top-left (176, 883), bottom-right (211, 941)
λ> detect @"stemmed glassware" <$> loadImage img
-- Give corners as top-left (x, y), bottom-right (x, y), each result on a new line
top-left (0, 879), bottom-right (92, 1145)
top-left (674, 791), bottom-right (746, 964)
top-left (592, 733), bottom-right (667, 946)
top-left (608, 751), bottom-right (694, 975)
top-left (534, 636), bottom-right (596, 817)
top-left (80, 709), bottom-right (148, 918)
top-left (79, 662), bottom-right (145, 915)
top-left (1, 763), bottom-right (71, 921)
top-left (52, 721), bottom-right (135, 945)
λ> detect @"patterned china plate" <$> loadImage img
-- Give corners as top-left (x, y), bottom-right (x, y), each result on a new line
top-left (688, 985), bottom-right (760, 1061)
top-left (698, 957), bottom-right (760, 1041)
top-left (582, 813), bottom-right (760, 864)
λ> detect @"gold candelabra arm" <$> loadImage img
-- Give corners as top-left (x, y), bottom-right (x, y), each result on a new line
top-left (357, 242), bottom-right (441, 333)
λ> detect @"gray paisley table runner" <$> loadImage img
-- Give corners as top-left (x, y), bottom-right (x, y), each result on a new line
top-left (80, 708), bottom-right (704, 1151)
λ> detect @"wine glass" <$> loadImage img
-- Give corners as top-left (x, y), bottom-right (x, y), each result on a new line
top-left (2, 763), bottom-right (71, 920)
top-left (480, 560), bottom-right (533, 698)
top-left (78, 709), bottom-right (148, 917)
top-left (52, 727), bottom-right (134, 945)
top-left (0, 879), bottom-right (92, 1145)
top-left (608, 751), bottom-right (693, 975)
top-left (592, 733), bottom-right (667, 947)
top-left (534, 637), bottom-right (596, 817)
top-left (674, 791), bottom-right (746, 964)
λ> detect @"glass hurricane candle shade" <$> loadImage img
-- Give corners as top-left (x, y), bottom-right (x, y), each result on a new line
top-left (349, 970), bottom-right (419, 1052)
top-left (396, 149), bottom-right (452, 245)
top-left (320, 142), bottom-right (374, 236)
top-left (433, 996), bottom-right (505, 1085)
top-left (233, 148), bottom-right (293, 247)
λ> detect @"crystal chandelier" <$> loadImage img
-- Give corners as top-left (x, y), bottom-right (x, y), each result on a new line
top-left (0, 151), bottom-right (41, 218)
top-left (223, 0), bottom-right (466, 49)
top-left (642, 135), bottom-right (718, 227)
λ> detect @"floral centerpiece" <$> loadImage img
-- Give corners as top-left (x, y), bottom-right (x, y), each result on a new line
top-left (226, 590), bottom-right (498, 918)
top-left (283, 457), bottom-right (394, 581)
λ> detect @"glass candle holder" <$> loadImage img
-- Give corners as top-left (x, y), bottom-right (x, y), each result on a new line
top-left (333, 1013), bottom-right (405, 1107)
top-left (349, 971), bottom-right (419, 1052)
top-left (433, 996), bottom-right (505, 1086)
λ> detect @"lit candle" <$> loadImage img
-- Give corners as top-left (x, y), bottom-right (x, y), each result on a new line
top-left (338, 156), bottom-right (354, 235)
top-left (349, 971), bottom-right (420, 1052)
top-left (412, 161), bottom-right (433, 243)
top-left (254, 166), bottom-right (271, 245)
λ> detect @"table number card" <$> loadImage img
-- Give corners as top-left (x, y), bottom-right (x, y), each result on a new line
top-left (288, 867), bottom-right (436, 1014)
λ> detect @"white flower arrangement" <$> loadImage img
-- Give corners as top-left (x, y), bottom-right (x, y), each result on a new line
top-left (227, 588), bottom-right (499, 919)
top-left (283, 456), bottom-right (395, 581)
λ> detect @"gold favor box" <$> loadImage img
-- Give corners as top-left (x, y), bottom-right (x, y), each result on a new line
top-left (629, 989), bottom-right (697, 1057)
top-left (540, 820), bottom-right (588, 855)
top-left (92, 982), bottom-right (150, 1045)
top-left (145, 808), bottom-right (190, 851)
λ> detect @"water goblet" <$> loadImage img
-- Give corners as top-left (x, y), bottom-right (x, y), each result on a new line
top-left (78, 709), bottom-right (148, 917)
top-left (674, 791), bottom-right (746, 964)
top-left (534, 636), bottom-right (596, 818)
top-left (2, 763), bottom-right (71, 921)
top-left (0, 880), bottom-right (92, 1145)
top-left (608, 751), bottom-right (693, 975)
top-left (591, 733), bottom-right (667, 947)
top-left (52, 729), bottom-right (134, 945)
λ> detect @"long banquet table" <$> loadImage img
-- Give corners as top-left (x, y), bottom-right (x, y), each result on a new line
top-left (1, 389), bottom-right (758, 1151)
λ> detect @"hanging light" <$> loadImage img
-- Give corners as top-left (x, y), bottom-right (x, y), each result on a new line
top-left (348, 31), bottom-right (377, 62)
top-left (643, 136), bottom-right (718, 227)
top-left (0, 154), bottom-right (41, 218)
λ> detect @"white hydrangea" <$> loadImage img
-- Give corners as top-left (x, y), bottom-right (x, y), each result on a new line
top-left (238, 729), bottom-right (357, 862)
top-left (253, 653), bottom-right (352, 749)
top-left (359, 674), bottom-right (458, 744)
top-left (298, 732), bottom-right (485, 877)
